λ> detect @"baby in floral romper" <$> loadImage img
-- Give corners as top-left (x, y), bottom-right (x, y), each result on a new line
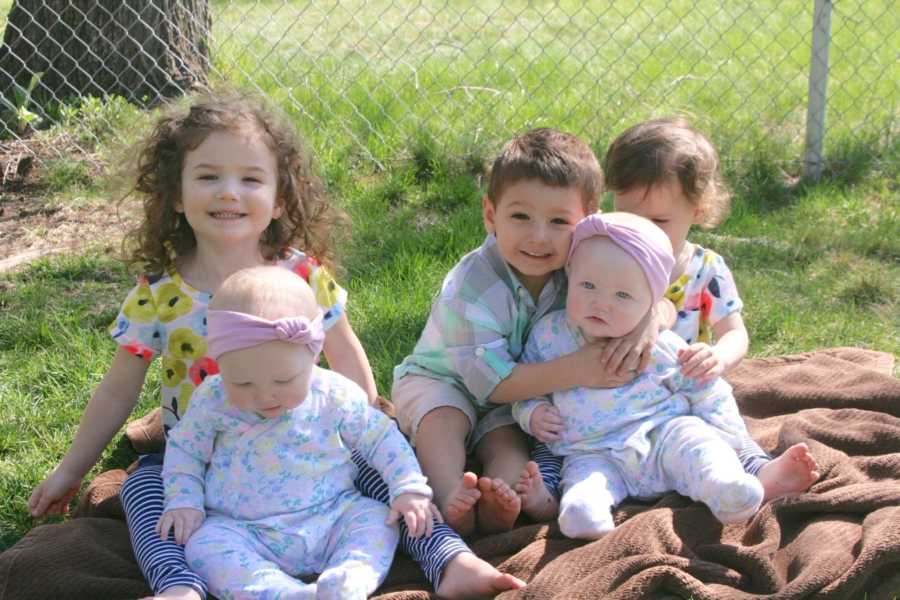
top-left (513, 213), bottom-right (763, 539)
top-left (158, 266), bottom-right (435, 599)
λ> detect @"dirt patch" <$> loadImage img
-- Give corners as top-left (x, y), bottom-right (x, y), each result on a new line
top-left (0, 140), bottom-right (137, 273)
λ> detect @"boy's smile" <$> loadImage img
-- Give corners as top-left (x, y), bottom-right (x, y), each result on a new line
top-left (482, 179), bottom-right (586, 299)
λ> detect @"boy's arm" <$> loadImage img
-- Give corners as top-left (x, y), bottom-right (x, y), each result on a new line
top-left (488, 344), bottom-right (634, 404)
top-left (490, 310), bottom-right (636, 406)
top-left (323, 313), bottom-right (378, 403)
top-left (29, 347), bottom-right (150, 517)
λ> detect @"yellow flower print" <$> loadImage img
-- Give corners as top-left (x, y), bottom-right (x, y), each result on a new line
top-left (122, 286), bottom-right (156, 322)
top-left (313, 268), bottom-right (340, 309)
top-left (697, 320), bottom-right (712, 344)
top-left (156, 283), bottom-right (193, 323)
top-left (168, 328), bottom-right (207, 360)
top-left (162, 356), bottom-right (187, 387)
top-left (177, 382), bottom-right (195, 414)
top-left (665, 273), bottom-right (691, 310)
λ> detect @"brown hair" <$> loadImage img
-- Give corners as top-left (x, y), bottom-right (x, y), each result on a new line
top-left (121, 91), bottom-right (344, 274)
top-left (603, 117), bottom-right (731, 228)
top-left (487, 128), bottom-right (602, 213)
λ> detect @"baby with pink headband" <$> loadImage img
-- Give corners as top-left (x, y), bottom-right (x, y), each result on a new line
top-left (158, 266), bottom-right (436, 599)
top-left (513, 212), bottom-right (763, 539)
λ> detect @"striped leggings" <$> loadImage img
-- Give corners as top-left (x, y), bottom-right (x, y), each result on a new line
top-left (122, 451), bottom-right (473, 596)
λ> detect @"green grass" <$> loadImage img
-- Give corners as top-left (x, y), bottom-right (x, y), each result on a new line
top-left (202, 0), bottom-right (898, 172)
top-left (1, 0), bottom-right (898, 552)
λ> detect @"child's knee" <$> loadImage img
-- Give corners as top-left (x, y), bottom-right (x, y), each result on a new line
top-left (705, 474), bottom-right (764, 523)
top-left (558, 498), bottom-right (614, 539)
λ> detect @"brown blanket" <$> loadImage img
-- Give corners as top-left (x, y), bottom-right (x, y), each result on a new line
top-left (2, 347), bottom-right (898, 600)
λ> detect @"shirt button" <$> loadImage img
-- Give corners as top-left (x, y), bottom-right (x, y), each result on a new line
top-left (475, 347), bottom-right (485, 357)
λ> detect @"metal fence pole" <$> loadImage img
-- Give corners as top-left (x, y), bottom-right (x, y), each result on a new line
top-left (804, 0), bottom-right (833, 181)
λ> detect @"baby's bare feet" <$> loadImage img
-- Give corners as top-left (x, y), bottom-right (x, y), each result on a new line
top-left (476, 477), bottom-right (520, 534)
top-left (515, 461), bottom-right (559, 522)
top-left (759, 442), bottom-right (821, 502)
top-left (444, 471), bottom-right (481, 536)
top-left (436, 551), bottom-right (526, 599)
top-left (139, 585), bottom-right (203, 600)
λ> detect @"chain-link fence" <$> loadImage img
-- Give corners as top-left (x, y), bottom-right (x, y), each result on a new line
top-left (0, 0), bottom-right (897, 178)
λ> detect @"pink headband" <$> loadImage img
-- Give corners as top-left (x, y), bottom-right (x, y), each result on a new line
top-left (207, 310), bottom-right (325, 359)
top-left (568, 213), bottom-right (674, 302)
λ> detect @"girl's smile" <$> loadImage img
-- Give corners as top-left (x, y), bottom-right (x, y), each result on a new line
top-left (177, 129), bottom-right (282, 248)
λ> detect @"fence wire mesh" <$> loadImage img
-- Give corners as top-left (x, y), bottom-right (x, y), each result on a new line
top-left (0, 0), bottom-right (897, 177)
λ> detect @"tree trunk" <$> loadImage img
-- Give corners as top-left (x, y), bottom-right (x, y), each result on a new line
top-left (0, 0), bottom-right (210, 107)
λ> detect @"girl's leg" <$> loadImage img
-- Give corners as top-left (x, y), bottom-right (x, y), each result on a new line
top-left (352, 449), bottom-right (468, 589)
top-left (351, 450), bottom-right (525, 596)
top-left (120, 456), bottom-right (207, 598)
top-left (738, 435), bottom-right (771, 476)
top-left (756, 442), bottom-right (821, 502)
top-left (531, 441), bottom-right (563, 498)
top-left (515, 441), bottom-right (563, 521)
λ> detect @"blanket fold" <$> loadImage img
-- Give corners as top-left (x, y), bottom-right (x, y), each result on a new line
top-left (1, 347), bottom-right (897, 600)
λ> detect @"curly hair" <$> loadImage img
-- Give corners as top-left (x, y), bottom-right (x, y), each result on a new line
top-left (487, 128), bottom-right (603, 214)
top-left (603, 117), bottom-right (731, 228)
top-left (120, 91), bottom-right (344, 274)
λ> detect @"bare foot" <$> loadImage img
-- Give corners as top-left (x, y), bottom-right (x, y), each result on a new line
top-left (444, 471), bottom-right (481, 536)
top-left (139, 584), bottom-right (203, 600)
top-left (476, 477), bottom-right (521, 533)
top-left (759, 442), bottom-right (821, 502)
top-left (436, 550), bottom-right (526, 599)
top-left (515, 461), bottom-right (559, 522)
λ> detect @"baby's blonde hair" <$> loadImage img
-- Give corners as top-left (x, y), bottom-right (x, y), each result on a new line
top-left (210, 266), bottom-right (317, 322)
top-left (603, 117), bottom-right (731, 228)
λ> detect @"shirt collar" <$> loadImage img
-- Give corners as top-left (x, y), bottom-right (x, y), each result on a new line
top-left (481, 233), bottom-right (566, 307)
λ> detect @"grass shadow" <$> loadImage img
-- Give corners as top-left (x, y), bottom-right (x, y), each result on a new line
top-left (97, 434), bottom-right (140, 473)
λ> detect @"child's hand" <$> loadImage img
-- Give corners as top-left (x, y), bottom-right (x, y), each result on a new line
top-left (157, 508), bottom-right (204, 545)
top-left (28, 467), bottom-right (82, 517)
top-left (530, 403), bottom-right (564, 442)
top-left (573, 342), bottom-right (636, 388)
top-left (678, 343), bottom-right (725, 383)
top-left (387, 493), bottom-right (440, 538)
top-left (600, 302), bottom-right (665, 377)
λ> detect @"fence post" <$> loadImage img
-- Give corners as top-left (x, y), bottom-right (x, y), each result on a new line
top-left (804, 0), bottom-right (833, 181)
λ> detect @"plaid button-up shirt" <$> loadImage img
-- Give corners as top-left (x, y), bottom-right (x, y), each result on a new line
top-left (394, 234), bottom-right (567, 415)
